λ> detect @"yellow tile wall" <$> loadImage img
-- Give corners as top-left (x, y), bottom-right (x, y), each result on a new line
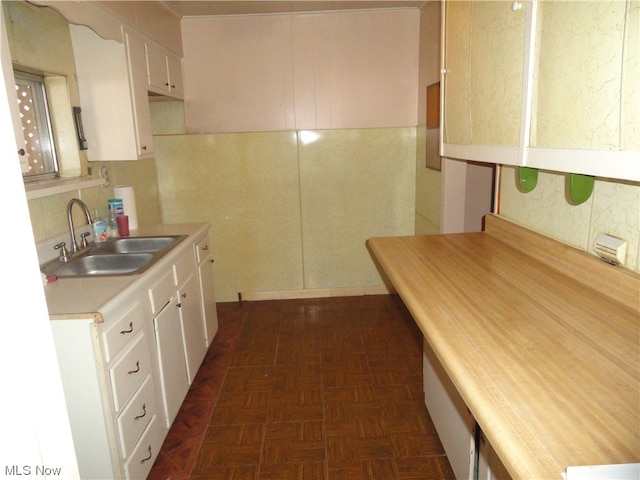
top-left (414, 126), bottom-right (441, 235)
top-left (27, 159), bottom-right (162, 243)
top-left (499, 166), bottom-right (640, 273)
top-left (154, 128), bottom-right (416, 301)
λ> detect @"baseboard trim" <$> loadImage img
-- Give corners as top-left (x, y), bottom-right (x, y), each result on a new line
top-left (238, 285), bottom-right (395, 302)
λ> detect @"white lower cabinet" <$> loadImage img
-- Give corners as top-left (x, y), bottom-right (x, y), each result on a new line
top-left (178, 272), bottom-right (207, 383)
top-left (477, 431), bottom-right (511, 480)
top-left (196, 236), bottom-right (219, 346)
top-left (423, 339), bottom-right (510, 480)
top-left (423, 339), bottom-right (476, 480)
top-left (49, 228), bottom-right (218, 479)
top-left (124, 416), bottom-right (163, 480)
top-left (151, 248), bottom-right (208, 427)
top-left (152, 291), bottom-right (189, 427)
top-left (50, 296), bottom-right (162, 480)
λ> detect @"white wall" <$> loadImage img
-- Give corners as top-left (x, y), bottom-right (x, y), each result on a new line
top-left (0, 3), bottom-right (78, 475)
top-left (181, 9), bottom-right (419, 133)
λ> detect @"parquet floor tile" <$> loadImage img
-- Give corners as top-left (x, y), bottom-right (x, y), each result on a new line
top-left (148, 295), bottom-right (456, 480)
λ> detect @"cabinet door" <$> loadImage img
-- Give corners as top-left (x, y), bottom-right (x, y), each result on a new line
top-left (524, 0), bottom-right (640, 181)
top-left (531, 2), bottom-right (630, 150)
top-left (153, 301), bottom-right (189, 427)
top-left (70, 25), bottom-right (153, 161)
top-left (166, 54), bottom-right (184, 97)
top-left (124, 31), bottom-right (154, 156)
top-left (477, 430), bottom-right (511, 480)
top-left (423, 340), bottom-right (475, 480)
top-left (178, 273), bottom-right (207, 384)
top-left (145, 43), bottom-right (168, 92)
top-left (443, 1), bottom-right (525, 156)
top-left (198, 254), bottom-right (219, 347)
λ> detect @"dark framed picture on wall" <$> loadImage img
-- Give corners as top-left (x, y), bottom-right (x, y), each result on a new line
top-left (426, 82), bottom-right (441, 171)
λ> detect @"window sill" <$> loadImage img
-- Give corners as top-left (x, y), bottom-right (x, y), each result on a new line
top-left (25, 176), bottom-right (108, 200)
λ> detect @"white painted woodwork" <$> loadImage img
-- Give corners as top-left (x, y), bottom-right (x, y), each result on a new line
top-left (423, 339), bottom-right (475, 480)
top-left (195, 237), bottom-right (219, 346)
top-left (178, 272), bottom-right (207, 383)
top-left (69, 25), bottom-right (153, 161)
top-left (117, 375), bottom-right (156, 458)
top-left (45, 224), bottom-right (218, 479)
top-left (146, 42), bottom-right (184, 98)
top-left (153, 297), bottom-right (189, 427)
top-left (198, 251), bottom-right (219, 346)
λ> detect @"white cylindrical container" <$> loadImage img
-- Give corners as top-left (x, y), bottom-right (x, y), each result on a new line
top-left (113, 185), bottom-right (138, 230)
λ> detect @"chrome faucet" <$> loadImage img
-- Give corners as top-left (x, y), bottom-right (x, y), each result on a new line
top-left (67, 198), bottom-right (92, 254)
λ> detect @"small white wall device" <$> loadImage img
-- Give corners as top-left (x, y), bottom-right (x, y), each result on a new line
top-left (594, 234), bottom-right (627, 266)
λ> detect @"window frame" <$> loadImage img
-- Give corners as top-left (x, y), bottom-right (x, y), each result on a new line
top-left (14, 70), bottom-right (59, 181)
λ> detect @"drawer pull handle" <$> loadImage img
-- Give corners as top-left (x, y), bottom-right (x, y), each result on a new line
top-left (140, 445), bottom-right (152, 464)
top-left (176, 302), bottom-right (182, 308)
top-left (134, 403), bottom-right (147, 422)
top-left (181, 293), bottom-right (187, 299)
top-left (120, 322), bottom-right (134, 335)
top-left (127, 361), bottom-right (140, 376)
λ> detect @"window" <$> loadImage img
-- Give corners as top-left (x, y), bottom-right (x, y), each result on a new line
top-left (14, 71), bottom-right (59, 180)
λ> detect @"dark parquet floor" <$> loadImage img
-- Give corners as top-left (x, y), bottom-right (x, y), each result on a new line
top-left (148, 295), bottom-right (455, 480)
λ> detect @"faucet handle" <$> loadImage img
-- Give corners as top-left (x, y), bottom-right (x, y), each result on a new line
top-left (80, 232), bottom-right (91, 248)
top-left (54, 242), bottom-right (70, 262)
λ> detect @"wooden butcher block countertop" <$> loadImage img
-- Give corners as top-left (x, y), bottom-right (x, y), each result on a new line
top-left (366, 214), bottom-right (639, 480)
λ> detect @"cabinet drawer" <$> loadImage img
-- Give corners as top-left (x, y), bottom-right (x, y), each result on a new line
top-left (148, 268), bottom-right (174, 314)
top-left (173, 251), bottom-right (194, 286)
top-left (103, 301), bottom-right (144, 362)
top-left (117, 375), bottom-right (156, 458)
top-left (195, 236), bottom-right (211, 264)
top-left (110, 334), bottom-right (151, 412)
top-left (124, 415), bottom-right (162, 480)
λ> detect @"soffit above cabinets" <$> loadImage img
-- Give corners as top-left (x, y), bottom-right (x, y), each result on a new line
top-left (161, 1), bottom-right (428, 17)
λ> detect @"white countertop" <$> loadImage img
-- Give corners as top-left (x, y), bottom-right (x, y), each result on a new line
top-left (43, 223), bottom-right (210, 321)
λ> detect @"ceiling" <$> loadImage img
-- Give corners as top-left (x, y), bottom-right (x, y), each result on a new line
top-left (161, 1), bottom-right (429, 17)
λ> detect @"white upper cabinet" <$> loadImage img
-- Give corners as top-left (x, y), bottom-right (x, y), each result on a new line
top-left (146, 42), bottom-right (184, 99)
top-left (125, 30), bottom-right (155, 156)
top-left (70, 25), bottom-right (153, 161)
top-left (442, 0), bottom-right (640, 181)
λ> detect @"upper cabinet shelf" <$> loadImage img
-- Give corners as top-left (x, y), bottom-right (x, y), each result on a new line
top-left (441, 0), bottom-right (640, 182)
top-left (146, 42), bottom-right (184, 99)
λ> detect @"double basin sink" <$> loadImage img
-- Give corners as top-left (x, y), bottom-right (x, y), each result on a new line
top-left (41, 235), bottom-right (187, 278)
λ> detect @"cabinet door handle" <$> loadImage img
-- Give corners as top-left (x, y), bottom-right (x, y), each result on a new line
top-left (141, 145), bottom-right (147, 151)
top-left (18, 148), bottom-right (26, 156)
top-left (140, 446), bottom-right (152, 464)
top-left (176, 302), bottom-right (182, 308)
top-left (120, 322), bottom-right (134, 335)
top-left (202, 245), bottom-right (209, 251)
top-left (127, 361), bottom-right (140, 376)
top-left (210, 259), bottom-right (215, 263)
top-left (181, 293), bottom-right (187, 298)
top-left (134, 403), bottom-right (147, 422)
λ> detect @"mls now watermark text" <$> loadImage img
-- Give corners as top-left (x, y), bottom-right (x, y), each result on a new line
top-left (5, 465), bottom-right (63, 476)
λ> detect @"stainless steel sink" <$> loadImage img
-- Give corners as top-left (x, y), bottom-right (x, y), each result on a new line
top-left (41, 235), bottom-right (187, 278)
top-left (88, 235), bottom-right (186, 254)
top-left (44, 253), bottom-right (154, 277)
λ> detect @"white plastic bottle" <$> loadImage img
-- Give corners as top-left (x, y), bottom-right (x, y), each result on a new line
top-left (92, 209), bottom-right (108, 242)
